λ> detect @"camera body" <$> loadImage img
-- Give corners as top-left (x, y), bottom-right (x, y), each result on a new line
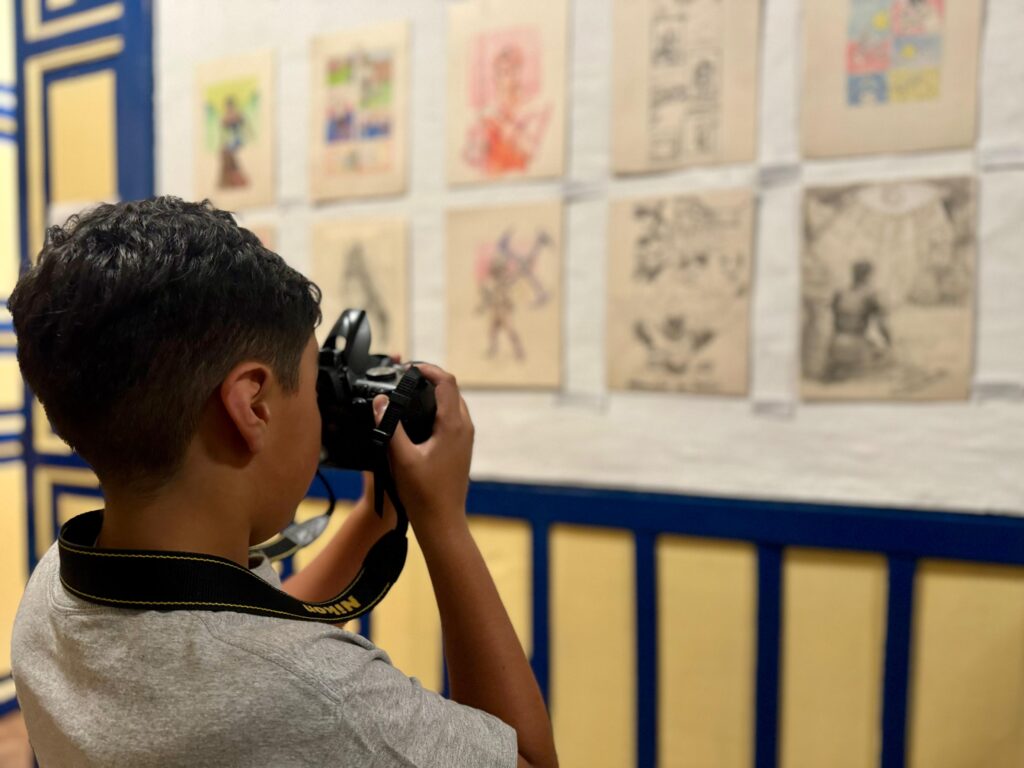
top-left (317, 309), bottom-right (435, 471)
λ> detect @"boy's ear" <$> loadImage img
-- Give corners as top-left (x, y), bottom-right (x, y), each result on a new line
top-left (220, 362), bottom-right (272, 454)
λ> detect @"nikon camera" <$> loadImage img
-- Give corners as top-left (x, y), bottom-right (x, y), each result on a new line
top-left (316, 309), bottom-right (436, 471)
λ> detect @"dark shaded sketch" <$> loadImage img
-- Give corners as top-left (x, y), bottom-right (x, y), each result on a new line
top-left (447, 203), bottom-right (563, 388)
top-left (801, 178), bottom-right (975, 400)
top-left (342, 243), bottom-right (391, 348)
top-left (607, 188), bottom-right (753, 395)
top-left (311, 218), bottom-right (408, 357)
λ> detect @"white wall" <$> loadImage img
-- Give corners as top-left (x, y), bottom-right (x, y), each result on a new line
top-left (156, 0), bottom-right (1024, 515)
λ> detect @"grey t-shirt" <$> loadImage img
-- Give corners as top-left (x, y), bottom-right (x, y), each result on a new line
top-left (12, 544), bottom-right (517, 767)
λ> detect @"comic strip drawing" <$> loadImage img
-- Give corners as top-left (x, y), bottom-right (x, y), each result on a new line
top-left (847, 0), bottom-right (945, 106)
top-left (311, 219), bottom-right (408, 357)
top-left (475, 229), bottom-right (553, 360)
top-left (801, 178), bottom-right (975, 401)
top-left (462, 28), bottom-right (552, 176)
top-left (611, 0), bottom-right (760, 173)
top-left (447, 0), bottom-right (567, 185)
top-left (447, 204), bottom-right (563, 387)
top-left (310, 23), bottom-right (408, 200)
top-left (648, 2), bottom-right (722, 163)
top-left (801, 0), bottom-right (980, 157)
top-left (607, 189), bottom-right (753, 395)
top-left (195, 52), bottom-right (274, 210)
top-left (323, 50), bottom-right (394, 170)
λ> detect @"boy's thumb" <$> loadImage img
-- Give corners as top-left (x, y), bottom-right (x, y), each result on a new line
top-left (372, 395), bottom-right (389, 424)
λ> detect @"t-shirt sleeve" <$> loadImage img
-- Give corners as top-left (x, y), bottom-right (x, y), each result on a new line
top-left (334, 653), bottom-right (518, 768)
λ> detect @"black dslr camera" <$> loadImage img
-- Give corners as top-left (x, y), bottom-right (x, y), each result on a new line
top-left (317, 309), bottom-right (436, 471)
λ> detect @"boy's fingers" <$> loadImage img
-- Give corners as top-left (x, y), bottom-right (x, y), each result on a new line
top-left (412, 363), bottom-right (461, 424)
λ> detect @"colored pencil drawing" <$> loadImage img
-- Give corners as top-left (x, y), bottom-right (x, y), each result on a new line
top-left (462, 27), bottom-right (552, 177)
top-left (203, 77), bottom-right (260, 190)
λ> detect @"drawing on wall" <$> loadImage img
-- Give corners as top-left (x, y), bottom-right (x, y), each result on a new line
top-left (447, 203), bottom-right (562, 387)
top-left (447, 0), bottom-right (567, 185)
top-left (247, 224), bottom-right (276, 251)
top-left (847, 0), bottom-right (944, 106)
top-left (611, 0), bottom-right (761, 174)
top-left (607, 188), bottom-right (753, 395)
top-left (311, 218), bottom-right (408, 358)
top-left (802, 0), bottom-right (982, 156)
top-left (195, 52), bottom-right (274, 210)
top-left (310, 22), bottom-right (408, 200)
top-left (801, 178), bottom-right (975, 401)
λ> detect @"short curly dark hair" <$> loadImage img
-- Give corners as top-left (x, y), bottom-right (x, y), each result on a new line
top-left (8, 196), bottom-right (321, 488)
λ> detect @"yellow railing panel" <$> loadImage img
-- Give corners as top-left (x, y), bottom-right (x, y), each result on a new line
top-left (551, 524), bottom-right (635, 768)
top-left (908, 561), bottom-right (1024, 768)
top-left (658, 536), bottom-right (756, 768)
top-left (780, 549), bottom-right (887, 768)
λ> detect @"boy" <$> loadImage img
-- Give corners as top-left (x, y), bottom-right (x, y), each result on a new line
top-left (9, 197), bottom-right (557, 767)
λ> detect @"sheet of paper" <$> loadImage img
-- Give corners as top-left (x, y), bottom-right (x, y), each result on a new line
top-left (311, 217), bottom-right (409, 359)
top-left (194, 51), bottom-right (275, 210)
top-left (446, 0), bottom-right (568, 185)
top-left (801, 177), bottom-right (976, 400)
top-left (611, 0), bottom-right (761, 174)
top-left (607, 188), bottom-right (754, 395)
top-left (446, 202), bottom-right (563, 387)
top-left (309, 21), bottom-right (409, 200)
top-left (802, 0), bottom-right (984, 157)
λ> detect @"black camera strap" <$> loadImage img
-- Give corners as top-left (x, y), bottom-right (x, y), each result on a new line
top-left (56, 370), bottom-right (426, 624)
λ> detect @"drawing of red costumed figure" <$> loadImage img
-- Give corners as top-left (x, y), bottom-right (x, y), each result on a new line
top-left (463, 28), bottom-right (552, 176)
top-left (474, 229), bottom-right (552, 360)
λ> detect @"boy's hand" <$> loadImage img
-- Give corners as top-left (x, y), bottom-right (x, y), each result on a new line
top-left (372, 363), bottom-right (473, 541)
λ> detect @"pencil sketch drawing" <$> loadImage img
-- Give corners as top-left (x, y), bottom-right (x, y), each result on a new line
top-left (607, 189), bottom-right (753, 395)
top-left (801, 178), bottom-right (975, 400)
top-left (648, 0), bottom-right (722, 163)
top-left (311, 219), bottom-right (408, 357)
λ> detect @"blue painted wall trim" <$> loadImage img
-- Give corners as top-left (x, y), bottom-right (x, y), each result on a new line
top-left (881, 556), bottom-right (917, 768)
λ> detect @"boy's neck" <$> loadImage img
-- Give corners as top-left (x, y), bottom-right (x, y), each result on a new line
top-left (97, 482), bottom-right (254, 568)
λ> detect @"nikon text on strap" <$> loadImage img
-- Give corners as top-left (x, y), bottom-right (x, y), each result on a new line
top-left (56, 370), bottom-right (427, 624)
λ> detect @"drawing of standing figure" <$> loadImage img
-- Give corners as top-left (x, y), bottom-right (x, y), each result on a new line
top-left (825, 260), bottom-right (893, 382)
top-left (475, 229), bottom-right (552, 359)
top-left (218, 96), bottom-right (249, 188)
top-left (463, 29), bottom-right (552, 176)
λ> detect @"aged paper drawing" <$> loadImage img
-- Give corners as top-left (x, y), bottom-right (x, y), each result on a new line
top-left (446, 203), bottom-right (562, 387)
top-left (446, 0), bottom-right (568, 185)
top-left (802, 0), bottom-right (983, 157)
top-left (246, 223), bottom-right (276, 251)
top-left (801, 178), bottom-right (976, 400)
top-left (311, 218), bottom-right (409, 358)
top-left (195, 51), bottom-right (275, 210)
top-left (607, 188), bottom-right (753, 395)
top-left (310, 21), bottom-right (409, 200)
top-left (611, 0), bottom-right (761, 174)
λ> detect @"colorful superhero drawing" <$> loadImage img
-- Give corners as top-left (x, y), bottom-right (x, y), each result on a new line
top-left (204, 77), bottom-right (261, 190)
top-left (474, 229), bottom-right (552, 360)
top-left (462, 27), bottom-right (552, 177)
top-left (324, 50), bottom-right (395, 173)
top-left (847, 0), bottom-right (944, 106)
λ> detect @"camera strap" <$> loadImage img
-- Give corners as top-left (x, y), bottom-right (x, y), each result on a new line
top-left (56, 371), bottom-right (426, 625)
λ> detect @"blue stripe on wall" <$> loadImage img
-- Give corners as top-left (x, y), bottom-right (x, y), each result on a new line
top-left (755, 545), bottom-right (783, 768)
top-left (881, 556), bottom-right (917, 768)
top-left (635, 530), bottom-right (658, 768)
